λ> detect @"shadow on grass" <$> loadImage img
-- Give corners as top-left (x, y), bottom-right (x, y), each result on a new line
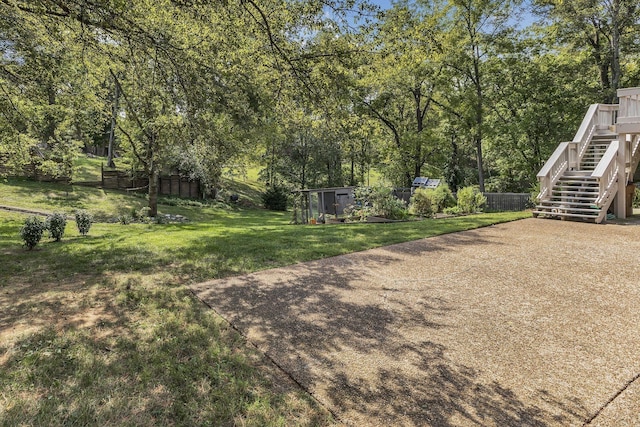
top-left (0, 279), bottom-right (331, 426)
top-left (192, 231), bottom-right (589, 426)
top-left (171, 215), bottom-right (524, 281)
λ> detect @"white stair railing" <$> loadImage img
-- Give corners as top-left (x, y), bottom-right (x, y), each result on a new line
top-left (617, 88), bottom-right (640, 122)
top-left (592, 140), bottom-right (620, 223)
top-left (538, 103), bottom-right (620, 202)
top-left (537, 142), bottom-right (570, 201)
top-left (572, 104), bottom-right (618, 167)
top-left (627, 134), bottom-right (640, 182)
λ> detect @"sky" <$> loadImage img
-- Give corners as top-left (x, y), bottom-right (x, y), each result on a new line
top-left (362, 0), bottom-right (537, 28)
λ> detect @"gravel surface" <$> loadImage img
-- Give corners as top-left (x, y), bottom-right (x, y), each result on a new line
top-left (191, 218), bottom-right (640, 426)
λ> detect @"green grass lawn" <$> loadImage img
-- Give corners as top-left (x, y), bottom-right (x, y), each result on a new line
top-left (0, 178), bottom-right (531, 426)
top-left (73, 155), bottom-right (107, 182)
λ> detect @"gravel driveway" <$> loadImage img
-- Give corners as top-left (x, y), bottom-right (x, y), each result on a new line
top-left (191, 218), bottom-right (640, 426)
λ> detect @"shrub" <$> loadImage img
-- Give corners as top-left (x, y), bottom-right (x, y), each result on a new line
top-left (20, 215), bottom-right (46, 250)
top-left (75, 210), bottom-right (93, 236)
top-left (45, 212), bottom-right (67, 241)
top-left (344, 186), bottom-right (373, 221)
top-left (129, 206), bottom-right (151, 222)
top-left (262, 185), bottom-right (289, 211)
top-left (530, 181), bottom-right (541, 205)
top-left (410, 185), bottom-right (455, 217)
top-left (375, 194), bottom-right (408, 220)
top-left (346, 185), bottom-right (408, 221)
top-left (456, 186), bottom-right (487, 214)
top-left (431, 184), bottom-right (456, 212)
top-left (634, 187), bottom-right (640, 208)
top-left (410, 188), bottom-right (435, 217)
top-left (444, 206), bottom-right (461, 216)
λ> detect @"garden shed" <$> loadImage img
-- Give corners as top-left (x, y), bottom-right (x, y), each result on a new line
top-left (292, 186), bottom-right (355, 224)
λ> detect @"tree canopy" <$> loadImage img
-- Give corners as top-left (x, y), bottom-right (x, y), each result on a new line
top-left (1, 0), bottom-right (639, 207)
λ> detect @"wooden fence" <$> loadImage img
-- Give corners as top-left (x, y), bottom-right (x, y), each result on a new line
top-left (101, 168), bottom-right (147, 190)
top-left (159, 175), bottom-right (201, 198)
top-left (101, 166), bottom-right (202, 198)
top-left (393, 188), bottom-right (412, 204)
top-left (483, 192), bottom-right (531, 211)
top-left (391, 187), bottom-right (531, 212)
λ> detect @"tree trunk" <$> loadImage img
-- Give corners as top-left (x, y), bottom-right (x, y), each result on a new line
top-left (148, 163), bottom-right (159, 217)
top-left (474, 60), bottom-right (485, 192)
top-left (349, 141), bottom-right (355, 186)
top-left (610, 0), bottom-right (622, 103)
top-left (107, 82), bottom-right (119, 168)
top-left (446, 131), bottom-right (461, 192)
top-left (475, 133), bottom-right (485, 192)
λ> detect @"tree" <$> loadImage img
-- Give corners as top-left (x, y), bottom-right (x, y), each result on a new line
top-left (534, 0), bottom-right (640, 102)
top-left (484, 39), bottom-right (592, 191)
top-left (2, 0), bottom-right (373, 213)
top-left (0, 9), bottom-right (109, 178)
top-left (358, 0), bottom-right (447, 186)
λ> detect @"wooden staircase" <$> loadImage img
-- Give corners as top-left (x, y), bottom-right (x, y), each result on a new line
top-left (535, 89), bottom-right (640, 223)
top-left (533, 134), bottom-right (616, 222)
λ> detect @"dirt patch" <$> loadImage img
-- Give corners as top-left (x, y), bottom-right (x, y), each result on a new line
top-left (0, 276), bottom-right (122, 351)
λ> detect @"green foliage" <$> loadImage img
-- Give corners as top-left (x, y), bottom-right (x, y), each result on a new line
top-left (117, 215), bottom-right (132, 225)
top-left (45, 212), bottom-right (67, 241)
top-left (262, 185), bottom-right (289, 211)
top-left (410, 188), bottom-right (435, 217)
top-left (20, 215), bottom-right (46, 250)
top-left (74, 210), bottom-right (93, 236)
top-left (374, 194), bottom-right (408, 220)
top-left (131, 207), bottom-right (151, 222)
top-left (346, 185), bottom-right (408, 221)
top-left (410, 185), bottom-right (455, 217)
top-left (456, 186), bottom-right (487, 214)
top-left (530, 181), bottom-right (542, 205)
top-left (634, 187), bottom-right (640, 208)
top-left (444, 206), bottom-right (461, 216)
top-left (344, 186), bottom-right (372, 221)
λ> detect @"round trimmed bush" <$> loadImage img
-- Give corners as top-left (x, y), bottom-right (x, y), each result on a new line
top-left (46, 212), bottom-right (67, 241)
top-left (75, 210), bottom-right (93, 236)
top-left (20, 215), bottom-right (46, 250)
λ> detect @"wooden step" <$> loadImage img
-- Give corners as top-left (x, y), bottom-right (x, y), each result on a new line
top-left (551, 190), bottom-right (599, 198)
top-left (535, 205), bottom-right (601, 213)
top-left (555, 181), bottom-right (598, 186)
top-left (553, 186), bottom-right (598, 191)
top-left (563, 171), bottom-right (594, 177)
top-left (532, 210), bottom-right (599, 220)
top-left (549, 195), bottom-right (598, 202)
top-left (538, 201), bottom-right (598, 208)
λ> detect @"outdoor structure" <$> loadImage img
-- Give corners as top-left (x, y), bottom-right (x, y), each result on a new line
top-left (292, 186), bottom-right (355, 224)
top-left (411, 177), bottom-right (441, 191)
top-left (535, 87), bottom-right (640, 223)
top-left (101, 166), bottom-right (203, 198)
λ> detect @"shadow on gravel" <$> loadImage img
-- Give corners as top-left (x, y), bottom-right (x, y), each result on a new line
top-left (193, 235), bottom-right (589, 426)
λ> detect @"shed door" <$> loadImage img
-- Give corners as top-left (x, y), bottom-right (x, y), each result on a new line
top-left (335, 193), bottom-right (351, 215)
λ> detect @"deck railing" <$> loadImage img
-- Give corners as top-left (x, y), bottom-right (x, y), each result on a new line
top-left (617, 87), bottom-right (640, 122)
top-left (572, 104), bottom-right (618, 166)
top-left (537, 142), bottom-right (570, 200)
top-left (537, 103), bottom-right (621, 202)
top-left (628, 134), bottom-right (640, 182)
top-left (592, 140), bottom-right (620, 223)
